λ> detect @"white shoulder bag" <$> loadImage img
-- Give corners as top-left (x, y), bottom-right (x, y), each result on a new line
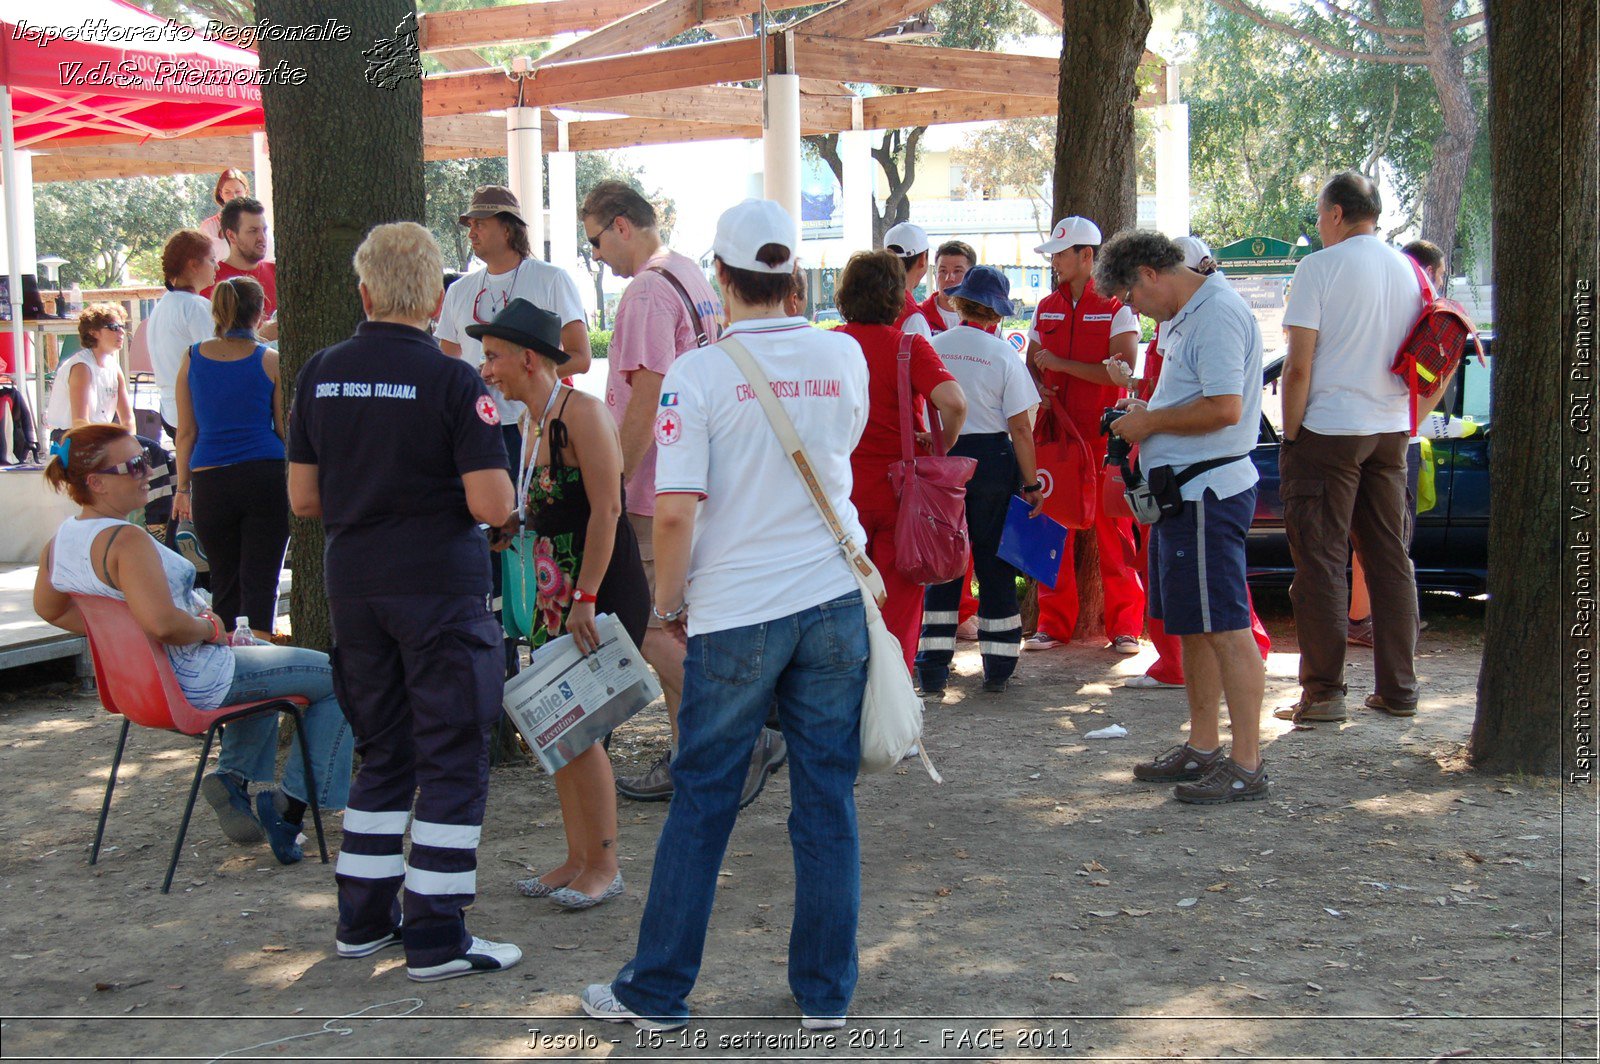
top-left (718, 335), bottom-right (940, 781)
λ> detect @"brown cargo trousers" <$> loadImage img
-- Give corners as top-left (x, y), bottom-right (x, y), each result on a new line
top-left (1279, 428), bottom-right (1419, 707)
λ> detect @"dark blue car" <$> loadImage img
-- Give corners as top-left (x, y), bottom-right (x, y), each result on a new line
top-left (1246, 339), bottom-right (1492, 594)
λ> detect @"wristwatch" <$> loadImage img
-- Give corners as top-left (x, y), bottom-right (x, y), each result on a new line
top-left (1021, 481), bottom-right (1043, 493)
top-left (571, 588), bottom-right (597, 604)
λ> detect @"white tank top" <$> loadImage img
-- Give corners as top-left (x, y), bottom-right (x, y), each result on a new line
top-left (46, 351), bottom-right (122, 433)
top-left (51, 517), bottom-right (235, 710)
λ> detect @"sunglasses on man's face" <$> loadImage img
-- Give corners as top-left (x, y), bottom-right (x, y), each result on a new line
top-left (587, 216), bottom-right (619, 249)
top-left (93, 454), bottom-right (150, 479)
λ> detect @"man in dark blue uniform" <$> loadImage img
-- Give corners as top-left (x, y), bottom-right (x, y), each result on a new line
top-left (287, 222), bottom-right (521, 982)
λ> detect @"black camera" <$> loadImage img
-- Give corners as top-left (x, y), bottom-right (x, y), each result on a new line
top-left (1100, 406), bottom-right (1132, 469)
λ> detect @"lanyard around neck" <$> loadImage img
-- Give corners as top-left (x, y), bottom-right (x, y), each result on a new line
top-left (516, 381), bottom-right (563, 520)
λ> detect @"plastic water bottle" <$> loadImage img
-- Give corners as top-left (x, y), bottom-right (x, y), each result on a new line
top-left (229, 617), bottom-right (256, 647)
top-left (66, 283), bottom-right (82, 314)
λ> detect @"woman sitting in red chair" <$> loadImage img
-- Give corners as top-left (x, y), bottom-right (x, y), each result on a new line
top-left (32, 423), bottom-right (353, 864)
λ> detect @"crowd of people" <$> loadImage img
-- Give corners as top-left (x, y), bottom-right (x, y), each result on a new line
top-left (30, 167), bottom-right (1455, 1027)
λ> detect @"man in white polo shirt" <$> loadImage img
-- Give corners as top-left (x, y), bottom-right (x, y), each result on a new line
top-left (1097, 230), bottom-right (1268, 804)
top-left (1272, 171), bottom-right (1421, 726)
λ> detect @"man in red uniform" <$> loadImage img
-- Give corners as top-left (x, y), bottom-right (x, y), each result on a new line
top-left (1022, 216), bottom-right (1145, 654)
top-left (917, 239), bottom-right (977, 335)
top-left (203, 197), bottom-right (278, 342)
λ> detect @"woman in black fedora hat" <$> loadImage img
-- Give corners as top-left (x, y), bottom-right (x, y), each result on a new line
top-left (470, 298), bottom-right (649, 911)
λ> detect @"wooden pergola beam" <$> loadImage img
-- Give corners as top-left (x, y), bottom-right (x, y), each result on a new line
top-left (567, 117), bottom-right (760, 151)
top-left (419, 0), bottom-right (652, 52)
top-left (425, 37), bottom-right (776, 116)
top-left (791, 34), bottom-right (1059, 96)
top-left (536, 0), bottom-right (701, 66)
top-left (789, 0), bottom-right (943, 41)
top-left (563, 85), bottom-right (852, 131)
top-left (418, 0), bottom-right (817, 52)
top-left (861, 89), bottom-right (1058, 128)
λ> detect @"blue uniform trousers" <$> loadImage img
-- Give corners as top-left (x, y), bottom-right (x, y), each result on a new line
top-left (329, 593), bottom-right (504, 967)
top-left (916, 433), bottom-right (1024, 688)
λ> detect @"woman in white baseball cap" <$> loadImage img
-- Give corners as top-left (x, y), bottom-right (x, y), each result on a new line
top-left (582, 199), bottom-right (874, 1032)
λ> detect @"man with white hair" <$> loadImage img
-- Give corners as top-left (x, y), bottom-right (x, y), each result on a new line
top-left (288, 222), bottom-right (522, 982)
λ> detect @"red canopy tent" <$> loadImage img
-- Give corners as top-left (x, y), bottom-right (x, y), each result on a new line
top-left (0, 0), bottom-right (261, 145)
top-left (0, 0), bottom-right (260, 402)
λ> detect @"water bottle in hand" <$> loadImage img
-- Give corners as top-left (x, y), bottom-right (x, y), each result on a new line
top-left (229, 617), bottom-right (257, 647)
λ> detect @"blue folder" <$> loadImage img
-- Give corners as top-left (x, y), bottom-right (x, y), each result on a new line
top-left (997, 495), bottom-right (1069, 587)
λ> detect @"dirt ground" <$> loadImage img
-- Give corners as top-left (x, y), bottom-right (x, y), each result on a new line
top-left (0, 590), bottom-right (1595, 1063)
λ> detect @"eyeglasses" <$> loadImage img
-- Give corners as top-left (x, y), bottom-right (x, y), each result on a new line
top-left (587, 216), bottom-right (619, 249)
top-left (92, 454), bottom-right (150, 479)
top-left (472, 260), bottom-right (526, 325)
top-left (105, 323), bottom-right (126, 333)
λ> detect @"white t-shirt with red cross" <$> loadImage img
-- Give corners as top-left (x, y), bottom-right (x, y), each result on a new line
top-left (653, 316), bottom-right (870, 637)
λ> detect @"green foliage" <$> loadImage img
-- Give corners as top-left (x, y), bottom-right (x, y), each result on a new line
top-left (35, 176), bottom-right (217, 287)
top-left (588, 329), bottom-right (611, 359)
top-left (425, 156), bottom-right (510, 271)
top-left (1181, 0), bottom-right (1488, 256)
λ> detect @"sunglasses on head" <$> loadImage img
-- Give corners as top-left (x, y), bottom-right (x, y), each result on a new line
top-left (93, 454), bottom-right (150, 478)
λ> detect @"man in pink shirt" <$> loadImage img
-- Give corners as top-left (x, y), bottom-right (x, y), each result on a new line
top-left (581, 181), bottom-right (787, 807)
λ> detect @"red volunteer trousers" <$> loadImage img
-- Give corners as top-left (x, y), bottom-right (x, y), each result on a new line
top-left (1036, 466), bottom-right (1145, 641)
top-left (958, 560), bottom-right (978, 624)
top-left (1135, 523), bottom-right (1272, 684)
top-left (857, 505), bottom-right (924, 674)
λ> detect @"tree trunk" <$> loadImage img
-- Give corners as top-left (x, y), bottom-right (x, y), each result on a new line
top-left (258, 0), bottom-right (425, 651)
top-left (1052, 0), bottom-right (1151, 233)
top-left (1468, 0), bottom-right (1594, 776)
top-left (1415, 2), bottom-right (1478, 278)
top-left (1051, 0), bottom-right (1151, 640)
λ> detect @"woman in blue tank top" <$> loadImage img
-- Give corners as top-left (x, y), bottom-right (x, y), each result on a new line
top-left (172, 276), bottom-right (288, 640)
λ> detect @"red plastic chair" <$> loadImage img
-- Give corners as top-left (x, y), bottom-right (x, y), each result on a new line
top-left (72, 595), bottom-right (329, 893)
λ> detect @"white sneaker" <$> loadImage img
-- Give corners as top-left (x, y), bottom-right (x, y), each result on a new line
top-left (580, 982), bottom-right (686, 1031)
top-left (802, 1015), bottom-right (848, 1030)
top-left (1022, 632), bottom-right (1062, 651)
top-left (407, 936), bottom-right (521, 982)
top-left (1123, 673), bottom-right (1183, 689)
top-left (1109, 635), bottom-right (1141, 655)
top-left (336, 929), bottom-right (401, 958)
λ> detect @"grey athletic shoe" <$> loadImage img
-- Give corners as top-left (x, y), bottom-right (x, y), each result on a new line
top-left (739, 728), bottom-right (788, 809)
top-left (616, 755), bottom-right (674, 802)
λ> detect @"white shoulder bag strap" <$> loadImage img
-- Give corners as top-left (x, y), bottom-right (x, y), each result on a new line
top-left (718, 335), bottom-right (888, 609)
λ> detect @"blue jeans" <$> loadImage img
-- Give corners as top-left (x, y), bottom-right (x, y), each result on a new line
top-left (613, 592), bottom-right (868, 1023)
top-left (216, 644), bottom-right (354, 811)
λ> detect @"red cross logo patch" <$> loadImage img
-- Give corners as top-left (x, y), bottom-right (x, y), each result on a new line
top-left (475, 395), bottom-right (498, 425)
top-left (654, 409), bottom-right (683, 446)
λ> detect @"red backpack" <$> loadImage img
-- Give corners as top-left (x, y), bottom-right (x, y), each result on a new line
top-left (1390, 257), bottom-right (1484, 432)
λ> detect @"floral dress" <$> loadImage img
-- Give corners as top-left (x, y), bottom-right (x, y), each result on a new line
top-left (521, 401), bottom-right (650, 651)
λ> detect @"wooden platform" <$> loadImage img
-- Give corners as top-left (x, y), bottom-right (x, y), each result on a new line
top-left (0, 565), bottom-right (293, 679)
